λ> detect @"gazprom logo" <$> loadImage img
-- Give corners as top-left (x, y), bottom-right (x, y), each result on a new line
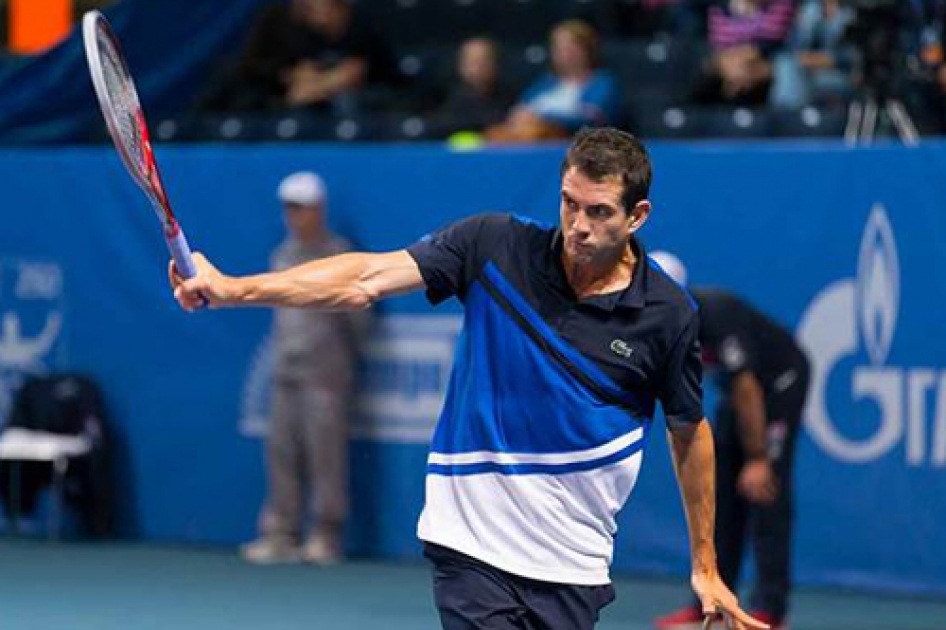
top-left (797, 204), bottom-right (946, 467)
top-left (856, 206), bottom-right (898, 366)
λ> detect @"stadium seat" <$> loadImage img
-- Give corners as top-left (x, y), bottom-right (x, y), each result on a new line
top-left (772, 106), bottom-right (847, 138)
top-left (604, 37), bottom-right (704, 104)
top-left (703, 107), bottom-right (774, 138)
top-left (152, 116), bottom-right (207, 143)
top-left (630, 106), bottom-right (707, 139)
top-left (480, 0), bottom-right (564, 44)
top-left (375, 114), bottom-right (435, 141)
top-left (265, 113), bottom-right (338, 142)
top-left (396, 46), bottom-right (455, 110)
top-left (504, 44), bottom-right (550, 94)
top-left (189, 114), bottom-right (272, 143)
top-left (364, 0), bottom-right (487, 47)
top-left (331, 116), bottom-right (374, 142)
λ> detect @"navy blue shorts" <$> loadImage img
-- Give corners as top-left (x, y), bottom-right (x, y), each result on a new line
top-left (424, 543), bottom-right (615, 630)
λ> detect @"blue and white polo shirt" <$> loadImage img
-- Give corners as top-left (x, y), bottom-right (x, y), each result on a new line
top-left (407, 213), bottom-right (702, 586)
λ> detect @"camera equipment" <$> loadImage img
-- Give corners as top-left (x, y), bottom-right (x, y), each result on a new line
top-left (843, 0), bottom-right (920, 144)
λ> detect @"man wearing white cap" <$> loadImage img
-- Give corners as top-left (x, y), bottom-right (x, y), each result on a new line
top-left (242, 171), bottom-right (368, 565)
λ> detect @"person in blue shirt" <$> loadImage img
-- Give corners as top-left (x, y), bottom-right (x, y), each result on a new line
top-left (486, 21), bottom-right (620, 142)
top-left (169, 128), bottom-right (766, 630)
top-left (770, 0), bottom-right (857, 109)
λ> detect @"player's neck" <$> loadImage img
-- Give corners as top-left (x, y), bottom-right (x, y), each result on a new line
top-left (562, 244), bottom-right (635, 299)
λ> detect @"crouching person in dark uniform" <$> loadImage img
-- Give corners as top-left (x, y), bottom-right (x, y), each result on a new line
top-left (652, 252), bottom-right (809, 630)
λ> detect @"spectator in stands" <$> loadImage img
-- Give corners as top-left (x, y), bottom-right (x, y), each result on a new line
top-left (241, 172), bottom-right (369, 565)
top-left (201, 0), bottom-right (396, 115)
top-left (909, 0), bottom-right (946, 132)
top-left (692, 0), bottom-right (796, 106)
top-left (486, 20), bottom-right (619, 143)
top-left (431, 38), bottom-right (516, 138)
top-left (770, 0), bottom-right (856, 109)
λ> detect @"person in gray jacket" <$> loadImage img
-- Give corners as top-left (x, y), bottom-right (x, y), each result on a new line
top-left (242, 171), bottom-right (369, 565)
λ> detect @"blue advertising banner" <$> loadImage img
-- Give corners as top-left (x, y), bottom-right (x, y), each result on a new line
top-left (0, 141), bottom-right (943, 595)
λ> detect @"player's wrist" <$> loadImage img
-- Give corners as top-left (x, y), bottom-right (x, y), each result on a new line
top-left (224, 275), bottom-right (252, 304)
top-left (690, 546), bottom-right (718, 576)
top-left (691, 559), bottom-right (719, 579)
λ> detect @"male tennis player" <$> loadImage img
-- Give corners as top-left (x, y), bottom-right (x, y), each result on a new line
top-left (170, 128), bottom-right (767, 630)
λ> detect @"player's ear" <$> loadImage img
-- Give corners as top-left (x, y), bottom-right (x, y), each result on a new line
top-left (627, 200), bottom-right (651, 232)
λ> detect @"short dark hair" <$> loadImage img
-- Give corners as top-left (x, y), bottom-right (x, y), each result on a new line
top-left (560, 128), bottom-right (652, 212)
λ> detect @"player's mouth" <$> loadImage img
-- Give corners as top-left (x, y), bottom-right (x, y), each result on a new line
top-left (567, 238), bottom-right (594, 254)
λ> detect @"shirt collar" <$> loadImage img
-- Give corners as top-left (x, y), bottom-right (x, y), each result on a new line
top-left (548, 229), bottom-right (649, 312)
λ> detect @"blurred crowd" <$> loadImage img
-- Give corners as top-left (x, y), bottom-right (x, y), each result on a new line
top-left (2, 0), bottom-right (945, 141)
top-left (182, 0), bottom-right (946, 142)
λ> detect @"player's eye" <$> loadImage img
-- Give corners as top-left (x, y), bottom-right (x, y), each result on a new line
top-left (587, 205), bottom-right (612, 220)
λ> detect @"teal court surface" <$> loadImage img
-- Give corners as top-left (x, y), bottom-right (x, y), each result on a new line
top-left (1, 540), bottom-right (943, 630)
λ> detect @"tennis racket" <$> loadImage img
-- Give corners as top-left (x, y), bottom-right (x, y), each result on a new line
top-left (82, 10), bottom-right (199, 282)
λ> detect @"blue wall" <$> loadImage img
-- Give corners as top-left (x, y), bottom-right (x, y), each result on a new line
top-left (0, 141), bottom-right (944, 596)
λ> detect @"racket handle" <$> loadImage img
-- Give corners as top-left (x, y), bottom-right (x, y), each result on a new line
top-left (166, 229), bottom-right (198, 278)
top-left (166, 229), bottom-right (207, 309)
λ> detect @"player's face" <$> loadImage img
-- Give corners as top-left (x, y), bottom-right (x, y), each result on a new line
top-left (560, 167), bottom-right (648, 266)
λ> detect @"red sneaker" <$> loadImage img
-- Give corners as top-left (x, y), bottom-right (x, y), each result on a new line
top-left (749, 610), bottom-right (788, 630)
top-left (654, 606), bottom-right (718, 630)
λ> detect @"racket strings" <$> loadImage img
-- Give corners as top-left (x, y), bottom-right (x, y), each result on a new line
top-left (99, 32), bottom-right (146, 174)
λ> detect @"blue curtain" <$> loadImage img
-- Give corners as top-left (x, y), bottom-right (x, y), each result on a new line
top-left (0, 0), bottom-right (273, 144)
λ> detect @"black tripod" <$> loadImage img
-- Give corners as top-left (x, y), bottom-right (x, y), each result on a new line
top-left (843, 5), bottom-right (922, 146)
top-left (845, 91), bottom-right (920, 145)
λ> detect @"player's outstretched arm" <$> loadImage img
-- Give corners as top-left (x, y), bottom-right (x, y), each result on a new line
top-left (169, 250), bottom-right (424, 312)
top-left (667, 419), bottom-right (770, 630)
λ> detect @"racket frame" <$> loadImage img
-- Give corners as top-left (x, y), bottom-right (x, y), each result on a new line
top-left (82, 10), bottom-right (198, 280)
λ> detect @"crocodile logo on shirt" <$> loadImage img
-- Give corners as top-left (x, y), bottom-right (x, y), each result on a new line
top-left (610, 339), bottom-right (634, 358)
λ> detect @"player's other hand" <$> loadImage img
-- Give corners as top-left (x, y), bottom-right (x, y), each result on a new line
top-left (168, 253), bottom-right (238, 311)
top-left (693, 571), bottom-right (769, 630)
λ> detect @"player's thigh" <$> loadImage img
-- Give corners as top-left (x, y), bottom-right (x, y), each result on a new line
top-left (426, 545), bottom-right (528, 630)
top-left (523, 581), bottom-right (615, 630)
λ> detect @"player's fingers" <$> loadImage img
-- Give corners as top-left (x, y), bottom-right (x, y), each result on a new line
top-left (168, 260), bottom-right (179, 285)
top-left (174, 276), bottom-right (205, 309)
top-left (173, 286), bottom-right (194, 311)
top-left (726, 606), bottom-right (769, 630)
top-left (180, 277), bottom-right (207, 301)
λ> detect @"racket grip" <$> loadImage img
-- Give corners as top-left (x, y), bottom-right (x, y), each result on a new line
top-left (166, 229), bottom-right (207, 309)
top-left (166, 229), bottom-right (198, 279)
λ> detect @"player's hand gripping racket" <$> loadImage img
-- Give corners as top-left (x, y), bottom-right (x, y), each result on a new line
top-left (82, 10), bottom-right (203, 301)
